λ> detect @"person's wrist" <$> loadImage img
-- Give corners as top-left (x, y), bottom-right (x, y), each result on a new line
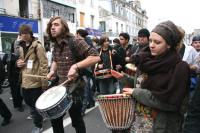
top-left (72, 64), bottom-right (79, 72)
top-left (50, 70), bottom-right (55, 75)
top-left (75, 63), bottom-right (79, 71)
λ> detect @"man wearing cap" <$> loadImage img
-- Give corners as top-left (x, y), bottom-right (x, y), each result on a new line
top-left (133, 28), bottom-right (150, 54)
top-left (15, 24), bottom-right (48, 133)
top-left (183, 35), bottom-right (200, 133)
top-left (191, 35), bottom-right (200, 52)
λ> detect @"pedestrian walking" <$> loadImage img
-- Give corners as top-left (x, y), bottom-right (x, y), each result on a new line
top-left (6, 41), bottom-right (24, 112)
top-left (15, 24), bottom-right (48, 133)
top-left (0, 98), bottom-right (12, 126)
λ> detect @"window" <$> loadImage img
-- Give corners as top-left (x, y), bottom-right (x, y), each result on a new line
top-left (51, 9), bottom-right (59, 17)
top-left (100, 21), bottom-right (106, 32)
top-left (0, 0), bottom-right (5, 14)
top-left (112, 4), bottom-right (115, 12)
top-left (79, 0), bottom-right (85, 4)
top-left (68, 13), bottom-right (74, 23)
top-left (80, 12), bottom-right (85, 27)
top-left (116, 22), bottom-right (118, 33)
top-left (126, 25), bottom-right (128, 32)
top-left (0, 0), bottom-right (3, 8)
top-left (19, 0), bottom-right (29, 18)
top-left (90, 15), bottom-right (94, 28)
top-left (90, 0), bottom-right (94, 6)
top-left (121, 24), bottom-right (123, 32)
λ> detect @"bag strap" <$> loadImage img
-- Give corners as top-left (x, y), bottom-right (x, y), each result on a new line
top-left (94, 48), bottom-right (113, 72)
top-left (68, 36), bottom-right (83, 63)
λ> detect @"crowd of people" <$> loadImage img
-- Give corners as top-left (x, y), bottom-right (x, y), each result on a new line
top-left (0, 16), bottom-right (200, 133)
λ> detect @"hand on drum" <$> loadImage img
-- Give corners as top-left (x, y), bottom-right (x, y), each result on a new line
top-left (115, 65), bottom-right (122, 71)
top-left (125, 57), bottom-right (131, 63)
top-left (98, 64), bottom-right (104, 69)
top-left (111, 70), bottom-right (124, 79)
top-left (123, 88), bottom-right (134, 95)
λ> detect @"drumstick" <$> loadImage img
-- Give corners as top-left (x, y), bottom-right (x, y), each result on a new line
top-left (24, 74), bottom-right (47, 78)
top-left (59, 78), bottom-right (71, 86)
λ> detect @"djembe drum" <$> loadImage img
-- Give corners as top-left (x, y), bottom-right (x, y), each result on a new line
top-left (96, 94), bottom-right (135, 131)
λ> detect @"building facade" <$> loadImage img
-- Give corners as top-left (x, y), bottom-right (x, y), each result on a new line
top-left (99, 0), bottom-right (148, 44)
top-left (76, 0), bottom-right (101, 37)
top-left (41, 0), bottom-right (77, 35)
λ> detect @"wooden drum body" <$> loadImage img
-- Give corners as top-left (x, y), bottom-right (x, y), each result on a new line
top-left (96, 94), bottom-right (135, 130)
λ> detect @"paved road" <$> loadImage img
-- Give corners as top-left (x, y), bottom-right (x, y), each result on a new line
top-left (0, 87), bottom-right (112, 133)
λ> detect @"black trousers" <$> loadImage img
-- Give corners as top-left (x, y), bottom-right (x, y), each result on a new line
top-left (183, 80), bottom-right (200, 133)
top-left (0, 98), bottom-right (12, 119)
top-left (51, 98), bottom-right (86, 133)
top-left (9, 80), bottom-right (23, 108)
top-left (22, 88), bottom-right (43, 128)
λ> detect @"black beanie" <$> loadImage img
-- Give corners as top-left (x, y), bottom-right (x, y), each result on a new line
top-left (152, 20), bottom-right (181, 48)
top-left (192, 35), bottom-right (200, 42)
top-left (138, 28), bottom-right (150, 38)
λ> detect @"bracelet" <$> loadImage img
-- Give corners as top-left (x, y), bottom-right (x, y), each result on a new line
top-left (75, 63), bottom-right (79, 71)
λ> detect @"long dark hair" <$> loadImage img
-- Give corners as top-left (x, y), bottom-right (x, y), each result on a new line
top-left (46, 16), bottom-right (72, 42)
top-left (99, 35), bottom-right (110, 46)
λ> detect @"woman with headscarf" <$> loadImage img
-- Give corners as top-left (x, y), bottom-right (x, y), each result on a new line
top-left (112, 21), bottom-right (190, 133)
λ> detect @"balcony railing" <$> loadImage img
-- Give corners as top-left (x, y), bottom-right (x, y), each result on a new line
top-left (0, 8), bottom-right (6, 14)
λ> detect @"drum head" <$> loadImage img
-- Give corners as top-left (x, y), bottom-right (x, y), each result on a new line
top-left (125, 63), bottom-right (136, 71)
top-left (36, 86), bottom-right (66, 110)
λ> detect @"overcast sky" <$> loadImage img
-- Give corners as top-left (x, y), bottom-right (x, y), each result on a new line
top-left (139, 0), bottom-right (200, 34)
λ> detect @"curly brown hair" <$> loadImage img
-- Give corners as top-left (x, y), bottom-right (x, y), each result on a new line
top-left (46, 16), bottom-right (71, 41)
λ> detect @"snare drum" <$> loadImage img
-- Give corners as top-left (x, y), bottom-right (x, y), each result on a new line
top-left (96, 94), bottom-right (135, 130)
top-left (94, 69), bottom-right (112, 79)
top-left (36, 86), bottom-right (73, 119)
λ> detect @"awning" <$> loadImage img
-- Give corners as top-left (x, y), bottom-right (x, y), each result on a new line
top-left (85, 28), bottom-right (102, 36)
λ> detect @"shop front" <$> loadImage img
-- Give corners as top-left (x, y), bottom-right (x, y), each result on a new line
top-left (0, 15), bottom-right (38, 53)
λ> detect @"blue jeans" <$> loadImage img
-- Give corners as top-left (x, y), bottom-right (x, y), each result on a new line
top-left (82, 76), bottom-right (95, 108)
top-left (98, 77), bottom-right (117, 94)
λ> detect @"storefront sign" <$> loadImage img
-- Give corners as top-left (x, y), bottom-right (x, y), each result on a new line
top-left (0, 16), bottom-right (38, 33)
top-left (86, 28), bottom-right (102, 36)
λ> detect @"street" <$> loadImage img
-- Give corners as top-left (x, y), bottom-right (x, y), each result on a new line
top-left (0, 87), bottom-right (111, 133)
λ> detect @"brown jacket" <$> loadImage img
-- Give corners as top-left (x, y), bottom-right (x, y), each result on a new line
top-left (17, 39), bottom-right (48, 89)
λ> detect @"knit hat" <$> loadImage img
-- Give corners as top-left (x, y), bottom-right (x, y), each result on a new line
top-left (152, 20), bottom-right (181, 48)
top-left (138, 28), bottom-right (150, 38)
top-left (19, 24), bottom-right (33, 35)
top-left (192, 35), bottom-right (200, 42)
